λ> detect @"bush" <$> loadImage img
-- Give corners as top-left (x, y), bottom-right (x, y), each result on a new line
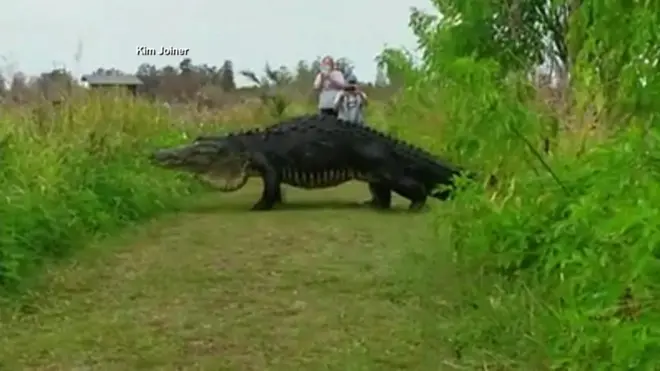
top-left (443, 126), bottom-right (660, 369)
top-left (379, 1), bottom-right (660, 368)
top-left (0, 94), bottom-right (209, 295)
top-left (385, 67), bottom-right (660, 368)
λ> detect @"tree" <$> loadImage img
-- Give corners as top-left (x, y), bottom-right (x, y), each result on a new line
top-left (136, 63), bottom-right (160, 97)
top-left (239, 64), bottom-right (293, 118)
top-left (241, 64), bottom-right (293, 87)
top-left (179, 58), bottom-right (193, 74)
top-left (34, 68), bottom-right (75, 98)
top-left (374, 66), bottom-right (389, 87)
top-left (408, 1), bottom-right (571, 75)
top-left (9, 73), bottom-right (29, 102)
top-left (0, 74), bottom-right (6, 97)
top-left (335, 58), bottom-right (355, 79)
top-left (219, 60), bottom-right (236, 92)
top-left (294, 60), bottom-right (315, 86)
top-left (375, 48), bottom-right (416, 88)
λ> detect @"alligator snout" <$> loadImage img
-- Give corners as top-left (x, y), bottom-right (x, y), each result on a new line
top-left (150, 148), bottom-right (180, 166)
top-left (150, 149), bottom-right (166, 163)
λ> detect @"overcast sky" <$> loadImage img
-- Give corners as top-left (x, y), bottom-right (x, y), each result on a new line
top-left (2, 0), bottom-right (434, 85)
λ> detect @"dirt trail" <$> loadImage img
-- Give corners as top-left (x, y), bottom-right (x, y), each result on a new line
top-left (0, 183), bottom-right (446, 370)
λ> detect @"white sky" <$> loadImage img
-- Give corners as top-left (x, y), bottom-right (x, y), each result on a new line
top-left (2, 0), bottom-right (435, 85)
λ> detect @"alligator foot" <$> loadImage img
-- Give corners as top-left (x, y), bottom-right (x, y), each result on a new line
top-left (408, 201), bottom-right (428, 212)
top-left (361, 198), bottom-right (389, 209)
top-left (251, 199), bottom-right (277, 211)
top-left (252, 173), bottom-right (281, 210)
top-left (275, 188), bottom-right (285, 204)
top-left (365, 182), bottom-right (392, 209)
top-left (391, 177), bottom-right (427, 212)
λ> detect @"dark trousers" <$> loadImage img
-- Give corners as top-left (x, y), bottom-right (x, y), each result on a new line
top-left (319, 108), bottom-right (338, 117)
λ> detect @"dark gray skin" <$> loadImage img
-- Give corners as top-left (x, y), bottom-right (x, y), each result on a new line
top-left (150, 114), bottom-right (471, 211)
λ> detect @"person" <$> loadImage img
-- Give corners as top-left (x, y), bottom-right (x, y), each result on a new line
top-left (313, 56), bottom-right (346, 117)
top-left (334, 76), bottom-right (368, 124)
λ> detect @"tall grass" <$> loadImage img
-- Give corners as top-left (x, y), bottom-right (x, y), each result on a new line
top-left (0, 93), bottom-right (211, 296)
top-left (0, 87), bottom-right (319, 297)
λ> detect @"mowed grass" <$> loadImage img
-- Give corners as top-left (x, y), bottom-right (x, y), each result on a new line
top-left (0, 182), bottom-right (453, 370)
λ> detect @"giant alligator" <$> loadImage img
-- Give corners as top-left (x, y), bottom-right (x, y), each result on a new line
top-left (150, 114), bottom-right (477, 211)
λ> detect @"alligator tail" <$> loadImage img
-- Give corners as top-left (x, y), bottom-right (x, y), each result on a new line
top-left (429, 170), bottom-right (498, 201)
top-left (453, 169), bottom-right (498, 187)
top-left (430, 189), bottom-right (452, 201)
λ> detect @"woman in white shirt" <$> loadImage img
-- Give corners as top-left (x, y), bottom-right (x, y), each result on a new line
top-left (313, 56), bottom-right (346, 117)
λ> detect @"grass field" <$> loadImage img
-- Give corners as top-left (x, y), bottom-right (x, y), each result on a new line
top-left (0, 182), bottom-right (454, 370)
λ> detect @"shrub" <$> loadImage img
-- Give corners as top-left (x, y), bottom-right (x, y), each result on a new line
top-left (440, 124), bottom-right (660, 369)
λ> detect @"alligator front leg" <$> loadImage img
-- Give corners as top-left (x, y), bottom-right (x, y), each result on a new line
top-left (252, 173), bottom-right (281, 211)
top-left (251, 155), bottom-right (281, 211)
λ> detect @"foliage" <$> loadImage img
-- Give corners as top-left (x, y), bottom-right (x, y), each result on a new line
top-left (374, 0), bottom-right (660, 369)
top-left (408, 0), bottom-right (570, 75)
top-left (239, 64), bottom-right (293, 118)
top-left (445, 129), bottom-right (660, 369)
top-left (0, 94), bottom-right (217, 296)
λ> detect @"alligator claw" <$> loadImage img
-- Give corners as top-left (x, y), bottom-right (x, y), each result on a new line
top-left (408, 201), bottom-right (429, 212)
top-left (251, 201), bottom-right (274, 211)
top-left (361, 199), bottom-right (390, 209)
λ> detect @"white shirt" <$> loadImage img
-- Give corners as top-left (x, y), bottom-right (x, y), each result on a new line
top-left (313, 70), bottom-right (345, 109)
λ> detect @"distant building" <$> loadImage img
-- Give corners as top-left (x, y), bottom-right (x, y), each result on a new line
top-left (81, 74), bottom-right (143, 96)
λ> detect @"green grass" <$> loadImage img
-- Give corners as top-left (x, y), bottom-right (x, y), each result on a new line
top-left (0, 183), bottom-right (454, 370)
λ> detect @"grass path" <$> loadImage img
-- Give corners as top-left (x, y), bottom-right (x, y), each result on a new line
top-left (0, 183), bottom-right (451, 370)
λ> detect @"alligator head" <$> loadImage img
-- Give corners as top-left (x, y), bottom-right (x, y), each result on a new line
top-left (150, 136), bottom-right (251, 192)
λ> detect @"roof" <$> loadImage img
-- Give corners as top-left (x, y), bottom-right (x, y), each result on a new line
top-left (81, 74), bottom-right (143, 85)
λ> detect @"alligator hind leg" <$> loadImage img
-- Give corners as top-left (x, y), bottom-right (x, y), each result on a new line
top-left (363, 182), bottom-right (392, 209)
top-left (390, 177), bottom-right (428, 211)
top-left (274, 186), bottom-right (284, 204)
